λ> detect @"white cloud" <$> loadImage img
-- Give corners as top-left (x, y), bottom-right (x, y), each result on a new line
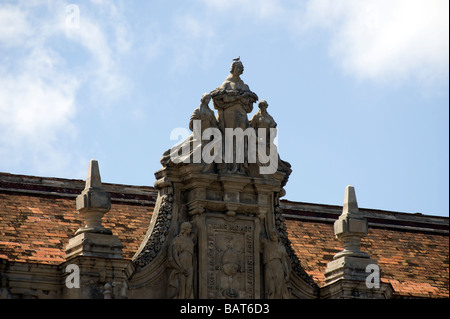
top-left (61, 1), bottom-right (132, 101)
top-left (0, 45), bottom-right (79, 175)
top-left (302, 0), bottom-right (449, 85)
top-left (0, 5), bottom-right (32, 46)
top-left (0, 0), bottom-right (132, 176)
top-left (201, 0), bottom-right (449, 86)
top-left (0, 68), bottom-right (79, 175)
top-left (0, 52), bottom-right (77, 140)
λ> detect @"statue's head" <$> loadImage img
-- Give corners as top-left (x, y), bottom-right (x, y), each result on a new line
top-left (180, 222), bottom-right (192, 233)
top-left (258, 100), bottom-right (268, 110)
top-left (230, 60), bottom-right (244, 76)
top-left (269, 231), bottom-right (279, 242)
top-left (201, 93), bottom-right (211, 105)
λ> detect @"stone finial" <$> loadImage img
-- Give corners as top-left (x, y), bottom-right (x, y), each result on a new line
top-left (342, 185), bottom-right (359, 216)
top-left (75, 159), bottom-right (112, 235)
top-left (66, 160), bottom-right (123, 260)
top-left (323, 185), bottom-right (393, 298)
top-left (333, 185), bottom-right (369, 259)
top-left (85, 159), bottom-right (103, 190)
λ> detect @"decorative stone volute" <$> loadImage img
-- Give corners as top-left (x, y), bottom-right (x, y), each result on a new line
top-left (333, 185), bottom-right (369, 259)
top-left (75, 159), bottom-right (112, 235)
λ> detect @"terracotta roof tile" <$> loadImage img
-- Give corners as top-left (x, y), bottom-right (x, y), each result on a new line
top-left (0, 172), bottom-right (448, 298)
top-left (285, 218), bottom-right (449, 298)
top-left (0, 192), bottom-right (153, 264)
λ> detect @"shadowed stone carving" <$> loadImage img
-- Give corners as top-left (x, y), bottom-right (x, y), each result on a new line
top-left (168, 222), bottom-right (196, 299)
top-left (261, 231), bottom-right (291, 299)
top-left (133, 190), bottom-right (173, 270)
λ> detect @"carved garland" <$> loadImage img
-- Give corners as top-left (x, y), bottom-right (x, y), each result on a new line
top-left (133, 188), bottom-right (174, 270)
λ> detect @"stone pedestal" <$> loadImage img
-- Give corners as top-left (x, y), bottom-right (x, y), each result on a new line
top-left (61, 256), bottom-right (132, 299)
top-left (320, 279), bottom-right (393, 299)
top-left (65, 232), bottom-right (123, 260)
top-left (324, 256), bottom-right (377, 285)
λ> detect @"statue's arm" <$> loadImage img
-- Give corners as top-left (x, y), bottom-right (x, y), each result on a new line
top-left (189, 109), bottom-right (199, 131)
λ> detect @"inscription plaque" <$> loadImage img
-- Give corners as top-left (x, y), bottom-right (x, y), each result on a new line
top-left (204, 216), bottom-right (257, 299)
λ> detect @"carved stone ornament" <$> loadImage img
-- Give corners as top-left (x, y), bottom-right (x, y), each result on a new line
top-left (261, 231), bottom-right (291, 299)
top-left (168, 222), bottom-right (196, 299)
top-left (128, 58), bottom-right (319, 299)
top-left (133, 189), bottom-right (173, 270)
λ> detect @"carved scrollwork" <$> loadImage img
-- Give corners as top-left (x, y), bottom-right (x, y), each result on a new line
top-left (133, 189), bottom-right (174, 270)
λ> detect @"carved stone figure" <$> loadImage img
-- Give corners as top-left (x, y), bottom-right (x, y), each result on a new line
top-left (189, 93), bottom-right (218, 132)
top-left (210, 58), bottom-right (258, 132)
top-left (250, 99), bottom-right (292, 181)
top-left (220, 241), bottom-right (241, 298)
top-left (161, 93), bottom-right (220, 168)
top-left (189, 93), bottom-right (221, 171)
top-left (168, 222), bottom-right (195, 299)
top-left (262, 232), bottom-right (291, 299)
top-left (250, 99), bottom-right (277, 173)
top-left (250, 99), bottom-right (277, 147)
top-left (209, 58), bottom-right (258, 174)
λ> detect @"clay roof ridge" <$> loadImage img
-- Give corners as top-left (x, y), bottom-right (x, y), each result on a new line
top-left (280, 201), bottom-right (449, 235)
top-left (1, 172), bottom-right (447, 233)
top-left (0, 172), bottom-right (156, 205)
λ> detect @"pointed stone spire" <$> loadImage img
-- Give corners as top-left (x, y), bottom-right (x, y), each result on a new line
top-left (66, 159), bottom-right (123, 260)
top-left (322, 185), bottom-right (393, 298)
top-left (342, 185), bottom-right (359, 216)
top-left (75, 159), bottom-right (112, 235)
top-left (333, 185), bottom-right (369, 259)
top-left (85, 159), bottom-right (103, 190)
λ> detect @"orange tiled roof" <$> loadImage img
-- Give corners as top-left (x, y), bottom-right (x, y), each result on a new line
top-left (0, 173), bottom-right (154, 263)
top-left (0, 172), bottom-right (448, 298)
top-left (282, 200), bottom-right (449, 298)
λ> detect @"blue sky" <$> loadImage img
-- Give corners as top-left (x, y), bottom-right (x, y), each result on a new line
top-left (0, 0), bottom-right (448, 217)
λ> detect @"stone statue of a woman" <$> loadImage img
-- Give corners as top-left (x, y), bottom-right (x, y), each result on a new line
top-left (210, 58), bottom-right (258, 132)
top-left (261, 231), bottom-right (291, 299)
top-left (168, 222), bottom-right (196, 299)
